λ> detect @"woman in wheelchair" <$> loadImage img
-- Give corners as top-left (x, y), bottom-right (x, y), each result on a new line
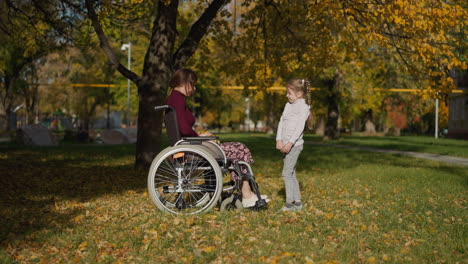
top-left (147, 69), bottom-right (269, 214)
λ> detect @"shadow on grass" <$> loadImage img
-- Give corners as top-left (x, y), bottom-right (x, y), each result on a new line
top-left (0, 144), bottom-right (146, 245)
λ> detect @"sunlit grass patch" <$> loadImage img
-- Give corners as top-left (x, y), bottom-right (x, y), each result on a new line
top-left (0, 134), bottom-right (466, 263)
top-left (305, 134), bottom-right (468, 158)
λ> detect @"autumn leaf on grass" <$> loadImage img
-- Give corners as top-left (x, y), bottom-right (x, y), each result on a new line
top-left (181, 256), bottom-right (194, 263)
top-left (203, 246), bottom-right (215, 253)
top-left (260, 252), bottom-right (297, 264)
top-left (73, 214), bottom-right (85, 223)
top-left (78, 242), bottom-right (87, 252)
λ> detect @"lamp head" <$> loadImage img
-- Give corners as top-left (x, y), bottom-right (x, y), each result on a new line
top-left (121, 44), bottom-right (130, 51)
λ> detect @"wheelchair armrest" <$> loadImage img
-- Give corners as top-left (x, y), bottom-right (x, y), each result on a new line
top-left (182, 136), bottom-right (219, 143)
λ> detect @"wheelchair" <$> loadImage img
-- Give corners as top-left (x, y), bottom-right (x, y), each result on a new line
top-left (147, 105), bottom-right (268, 215)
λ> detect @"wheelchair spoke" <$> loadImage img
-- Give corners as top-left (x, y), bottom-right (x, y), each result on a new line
top-left (162, 158), bottom-right (177, 175)
top-left (156, 165), bottom-right (176, 177)
top-left (183, 153), bottom-right (205, 178)
top-left (154, 172), bottom-right (177, 182)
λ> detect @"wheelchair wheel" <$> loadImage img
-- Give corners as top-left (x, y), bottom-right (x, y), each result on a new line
top-left (148, 145), bottom-right (223, 215)
top-left (220, 196), bottom-right (243, 211)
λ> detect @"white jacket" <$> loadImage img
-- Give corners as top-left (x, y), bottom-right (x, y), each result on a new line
top-left (276, 99), bottom-right (310, 146)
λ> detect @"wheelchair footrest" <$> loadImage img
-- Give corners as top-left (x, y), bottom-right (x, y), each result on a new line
top-left (246, 199), bottom-right (268, 211)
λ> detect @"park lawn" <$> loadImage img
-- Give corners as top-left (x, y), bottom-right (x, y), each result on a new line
top-left (303, 134), bottom-right (468, 158)
top-left (0, 134), bottom-right (466, 263)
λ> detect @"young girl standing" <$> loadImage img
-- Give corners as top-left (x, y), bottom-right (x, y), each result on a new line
top-left (276, 79), bottom-right (310, 211)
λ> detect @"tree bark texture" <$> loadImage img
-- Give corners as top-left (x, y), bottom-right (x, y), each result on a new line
top-left (2, 76), bottom-right (15, 131)
top-left (23, 82), bottom-right (39, 125)
top-left (264, 90), bottom-right (278, 134)
top-left (85, 0), bottom-right (228, 168)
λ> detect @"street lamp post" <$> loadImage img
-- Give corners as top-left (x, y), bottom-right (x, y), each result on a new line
top-left (121, 42), bottom-right (131, 127)
top-left (435, 92), bottom-right (439, 139)
top-left (245, 97), bottom-right (250, 132)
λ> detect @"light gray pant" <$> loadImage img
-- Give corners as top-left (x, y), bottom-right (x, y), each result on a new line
top-left (282, 144), bottom-right (303, 203)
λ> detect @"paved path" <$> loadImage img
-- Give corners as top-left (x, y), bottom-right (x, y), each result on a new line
top-left (306, 142), bottom-right (468, 167)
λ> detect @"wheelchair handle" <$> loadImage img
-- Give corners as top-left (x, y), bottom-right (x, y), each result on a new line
top-left (155, 105), bottom-right (175, 111)
top-left (154, 105), bottom-right (169, 111)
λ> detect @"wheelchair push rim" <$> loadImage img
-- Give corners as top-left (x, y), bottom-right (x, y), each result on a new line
top-left (148, 146), bottom-right (223, 215)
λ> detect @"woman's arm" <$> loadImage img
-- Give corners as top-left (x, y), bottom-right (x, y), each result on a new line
top-left (168, 93), bottom-right (198, 137)
top-left (176, 108), bottom-right (198, 137)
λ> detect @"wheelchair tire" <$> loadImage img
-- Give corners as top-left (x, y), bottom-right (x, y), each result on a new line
top-left (148, 145), bottom-right (223, 215)
top-left (220, 196), bottom-right (243, 211)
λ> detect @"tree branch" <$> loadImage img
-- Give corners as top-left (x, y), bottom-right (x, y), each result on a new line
top-left (264, 0), bottom-right (307, 45)
top-left (84, 0), bottom-right (141, 85)
top-left (172, 0), bottom-right (228, 69)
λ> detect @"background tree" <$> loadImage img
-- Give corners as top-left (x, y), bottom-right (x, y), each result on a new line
top-left (0, 0), bottom-right (78, 130)
top-left (0, 20), bottom-right (47, 130)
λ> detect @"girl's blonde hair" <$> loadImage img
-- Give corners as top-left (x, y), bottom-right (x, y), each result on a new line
top-left (287, 78), bottom-right (311, 105)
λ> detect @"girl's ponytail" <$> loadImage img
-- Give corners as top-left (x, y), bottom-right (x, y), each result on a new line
top-left (303, 79), bottom-right (311, 106)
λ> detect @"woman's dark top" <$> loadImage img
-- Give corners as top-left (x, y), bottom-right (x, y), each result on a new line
top-left (166, 89), bottom-right (198, 137)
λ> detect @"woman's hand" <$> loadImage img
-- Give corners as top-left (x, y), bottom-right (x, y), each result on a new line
top-left (276, 140), bottom-right (284, 150)
top-left (281, 142), bottom-right (293, 154)
top-left (198, 131), bottom-right (213, 137)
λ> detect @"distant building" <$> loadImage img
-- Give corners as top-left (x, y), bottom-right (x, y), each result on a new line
top-left (448, 70), bottom-right (468, 139)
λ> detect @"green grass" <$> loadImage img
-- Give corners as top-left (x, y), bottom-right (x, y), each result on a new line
top-left (304, 134), bottom-right (468, 158)
top-left (0, 134), bottom-right (467, 263)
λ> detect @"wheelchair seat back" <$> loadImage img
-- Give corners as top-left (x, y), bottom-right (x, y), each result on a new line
top-left (163, 106), bottom-right (182, 146)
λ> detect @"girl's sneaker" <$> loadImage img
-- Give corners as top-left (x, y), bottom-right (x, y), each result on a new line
top-left (280, 203), bottom-right (295, 211)
top-left (281, 202), bottom-right (303, 212)
top-left (293, 202), bottom-right (303, 211)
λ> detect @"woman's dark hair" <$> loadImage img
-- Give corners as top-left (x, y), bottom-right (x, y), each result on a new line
top-left (170, 68), bottom-right (197, 90)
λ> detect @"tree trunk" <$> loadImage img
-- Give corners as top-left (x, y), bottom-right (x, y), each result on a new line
top-left (106, 87), bottom-right (111, 129)
top-left (135, 87), bottom-right (166, 168)
top-left (2, 76), bottom-right (15, 131)
top-left (364, 109), bottom-right (376, 135)
top-left (5, 108), bottom-right (14, 131)
top-left (394, 127), bottom-right (401, 136)
top-left (325, 100), bottom-right (339, 139)
top-left (25, 85), bottom-right (38, 125)
top-left (264, 91), bottom-right (277, 134)
top-left (134, 1), bottom-right (178, 168)
top-left (314, 115), bottom-right (325, 136)
top-left (324, 78), bottom-right (340, 140)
